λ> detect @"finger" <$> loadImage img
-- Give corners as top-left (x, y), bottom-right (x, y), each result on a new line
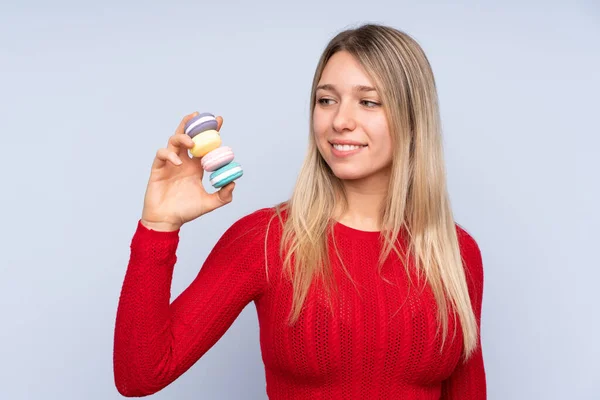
top-left (152, 148), bottom-right (182, 168)
top-left (204, 182), bottom-right (235, 212)
top-left (216, 181), bottom-right (235, 203)
top-left (175, 112), bottom-right (199, 136)
top-left (216, 116), bottom-right (223, 132)
top-left (167, 133), bottom-right (194, 156)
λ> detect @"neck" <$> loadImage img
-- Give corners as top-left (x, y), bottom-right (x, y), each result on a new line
top-left (334, 170), bottom-right (390, 232)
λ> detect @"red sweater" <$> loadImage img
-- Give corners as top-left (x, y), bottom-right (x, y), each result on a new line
top-left (113, 207), bottom-right (486, 399)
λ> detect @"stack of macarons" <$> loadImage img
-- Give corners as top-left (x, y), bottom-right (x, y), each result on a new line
top-left (184, 112), bottom-right (243, 189)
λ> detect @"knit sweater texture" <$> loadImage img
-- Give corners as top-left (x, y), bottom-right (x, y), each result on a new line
top-left (113, 207), bottom-right (486, 399)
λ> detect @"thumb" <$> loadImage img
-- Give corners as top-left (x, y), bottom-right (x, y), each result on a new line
top-left (204, 182), bottom-right (235, 212)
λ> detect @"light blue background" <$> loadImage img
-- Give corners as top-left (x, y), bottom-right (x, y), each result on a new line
top-left (1, 1), bottom-right (598, 399)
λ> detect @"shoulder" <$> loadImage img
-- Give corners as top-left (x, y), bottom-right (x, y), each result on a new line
top-left (455, 224), bottom-right (483, 267)
top-left (229, 207), bottom-right (277, 230)
top-left (454, 223), bottom-right (485, 303)
top-left (219, 204), bottom-right (287, 246)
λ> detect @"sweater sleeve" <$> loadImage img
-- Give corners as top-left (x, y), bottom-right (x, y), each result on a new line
top-left (113, 209), bottom-right (272, 397)
top-left (440, 228), bottom-right (487, 400)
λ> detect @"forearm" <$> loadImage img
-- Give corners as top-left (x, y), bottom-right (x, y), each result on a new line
top-left (113, 221), bottom-right (180, 396)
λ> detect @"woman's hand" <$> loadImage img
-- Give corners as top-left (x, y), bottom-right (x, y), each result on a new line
top-left (140, 112), bottom-right (236, 231)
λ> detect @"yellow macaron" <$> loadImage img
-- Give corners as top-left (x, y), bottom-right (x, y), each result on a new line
top-left (190, 130), bottom-right (221, 158)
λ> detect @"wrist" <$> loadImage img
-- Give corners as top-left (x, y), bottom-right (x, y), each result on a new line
top-left (140, 219), bottom-right (181, 232)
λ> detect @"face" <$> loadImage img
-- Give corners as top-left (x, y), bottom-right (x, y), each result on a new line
top-left (313, 51), bottom-right (393, 185)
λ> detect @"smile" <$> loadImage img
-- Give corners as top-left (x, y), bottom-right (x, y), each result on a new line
top-left (330, 142), bottom-right (367, 157)
top-left (332, 144), bottom-right (365, 151)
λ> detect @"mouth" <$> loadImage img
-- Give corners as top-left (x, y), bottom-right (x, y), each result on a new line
top-left (329, 141), bottom-right (367, 157)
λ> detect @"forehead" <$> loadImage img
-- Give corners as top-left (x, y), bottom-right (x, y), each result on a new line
top-left (318, 51), bottom-right (375, 87)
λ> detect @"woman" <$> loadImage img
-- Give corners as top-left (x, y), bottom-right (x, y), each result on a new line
top-left (113, 24), bottom-right (486, 399)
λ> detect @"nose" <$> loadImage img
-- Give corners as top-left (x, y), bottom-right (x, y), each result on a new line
top-left (332, 102), bottom-right (357, 132)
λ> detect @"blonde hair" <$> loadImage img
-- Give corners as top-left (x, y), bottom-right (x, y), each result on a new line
top-left (271, 23), bottom-right (479, 360)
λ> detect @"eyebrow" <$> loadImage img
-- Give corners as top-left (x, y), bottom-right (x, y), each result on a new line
top-left (316, 84), bottom-right (377, 93)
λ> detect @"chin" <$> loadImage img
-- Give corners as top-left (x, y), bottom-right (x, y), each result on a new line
top-left (328, 165), bottom-right (373, 181)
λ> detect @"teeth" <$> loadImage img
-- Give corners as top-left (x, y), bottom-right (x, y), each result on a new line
top-left (332, 144), bottom-right (364, 151)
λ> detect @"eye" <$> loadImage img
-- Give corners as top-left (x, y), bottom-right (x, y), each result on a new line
top-left (361, 100), bottom-right (381, 108)
top-left (317, 98), bottom-right (335, 105)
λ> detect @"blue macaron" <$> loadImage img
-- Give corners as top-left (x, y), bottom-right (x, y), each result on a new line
top-left (209, 161), bottom-right (244, 188)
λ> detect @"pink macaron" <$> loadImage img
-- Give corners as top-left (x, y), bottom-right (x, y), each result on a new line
top-left (201, 146), bottom-right (235, 171)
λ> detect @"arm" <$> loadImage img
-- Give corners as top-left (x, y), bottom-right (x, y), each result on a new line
top-left (440, 228), bottom-right (487, 399)
top-left (113, 209), bottom-right (271, 397)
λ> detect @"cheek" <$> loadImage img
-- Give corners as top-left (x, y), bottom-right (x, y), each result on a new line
top-left (369, 121), bottom-right (392, 151)
top-left (312, 110), bottom-right (327, 137)
top-left (312, 115), bottom-right (330, 152)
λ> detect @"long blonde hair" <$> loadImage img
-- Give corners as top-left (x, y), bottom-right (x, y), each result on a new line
top-left (271, 24), bottom-right (479, 360)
